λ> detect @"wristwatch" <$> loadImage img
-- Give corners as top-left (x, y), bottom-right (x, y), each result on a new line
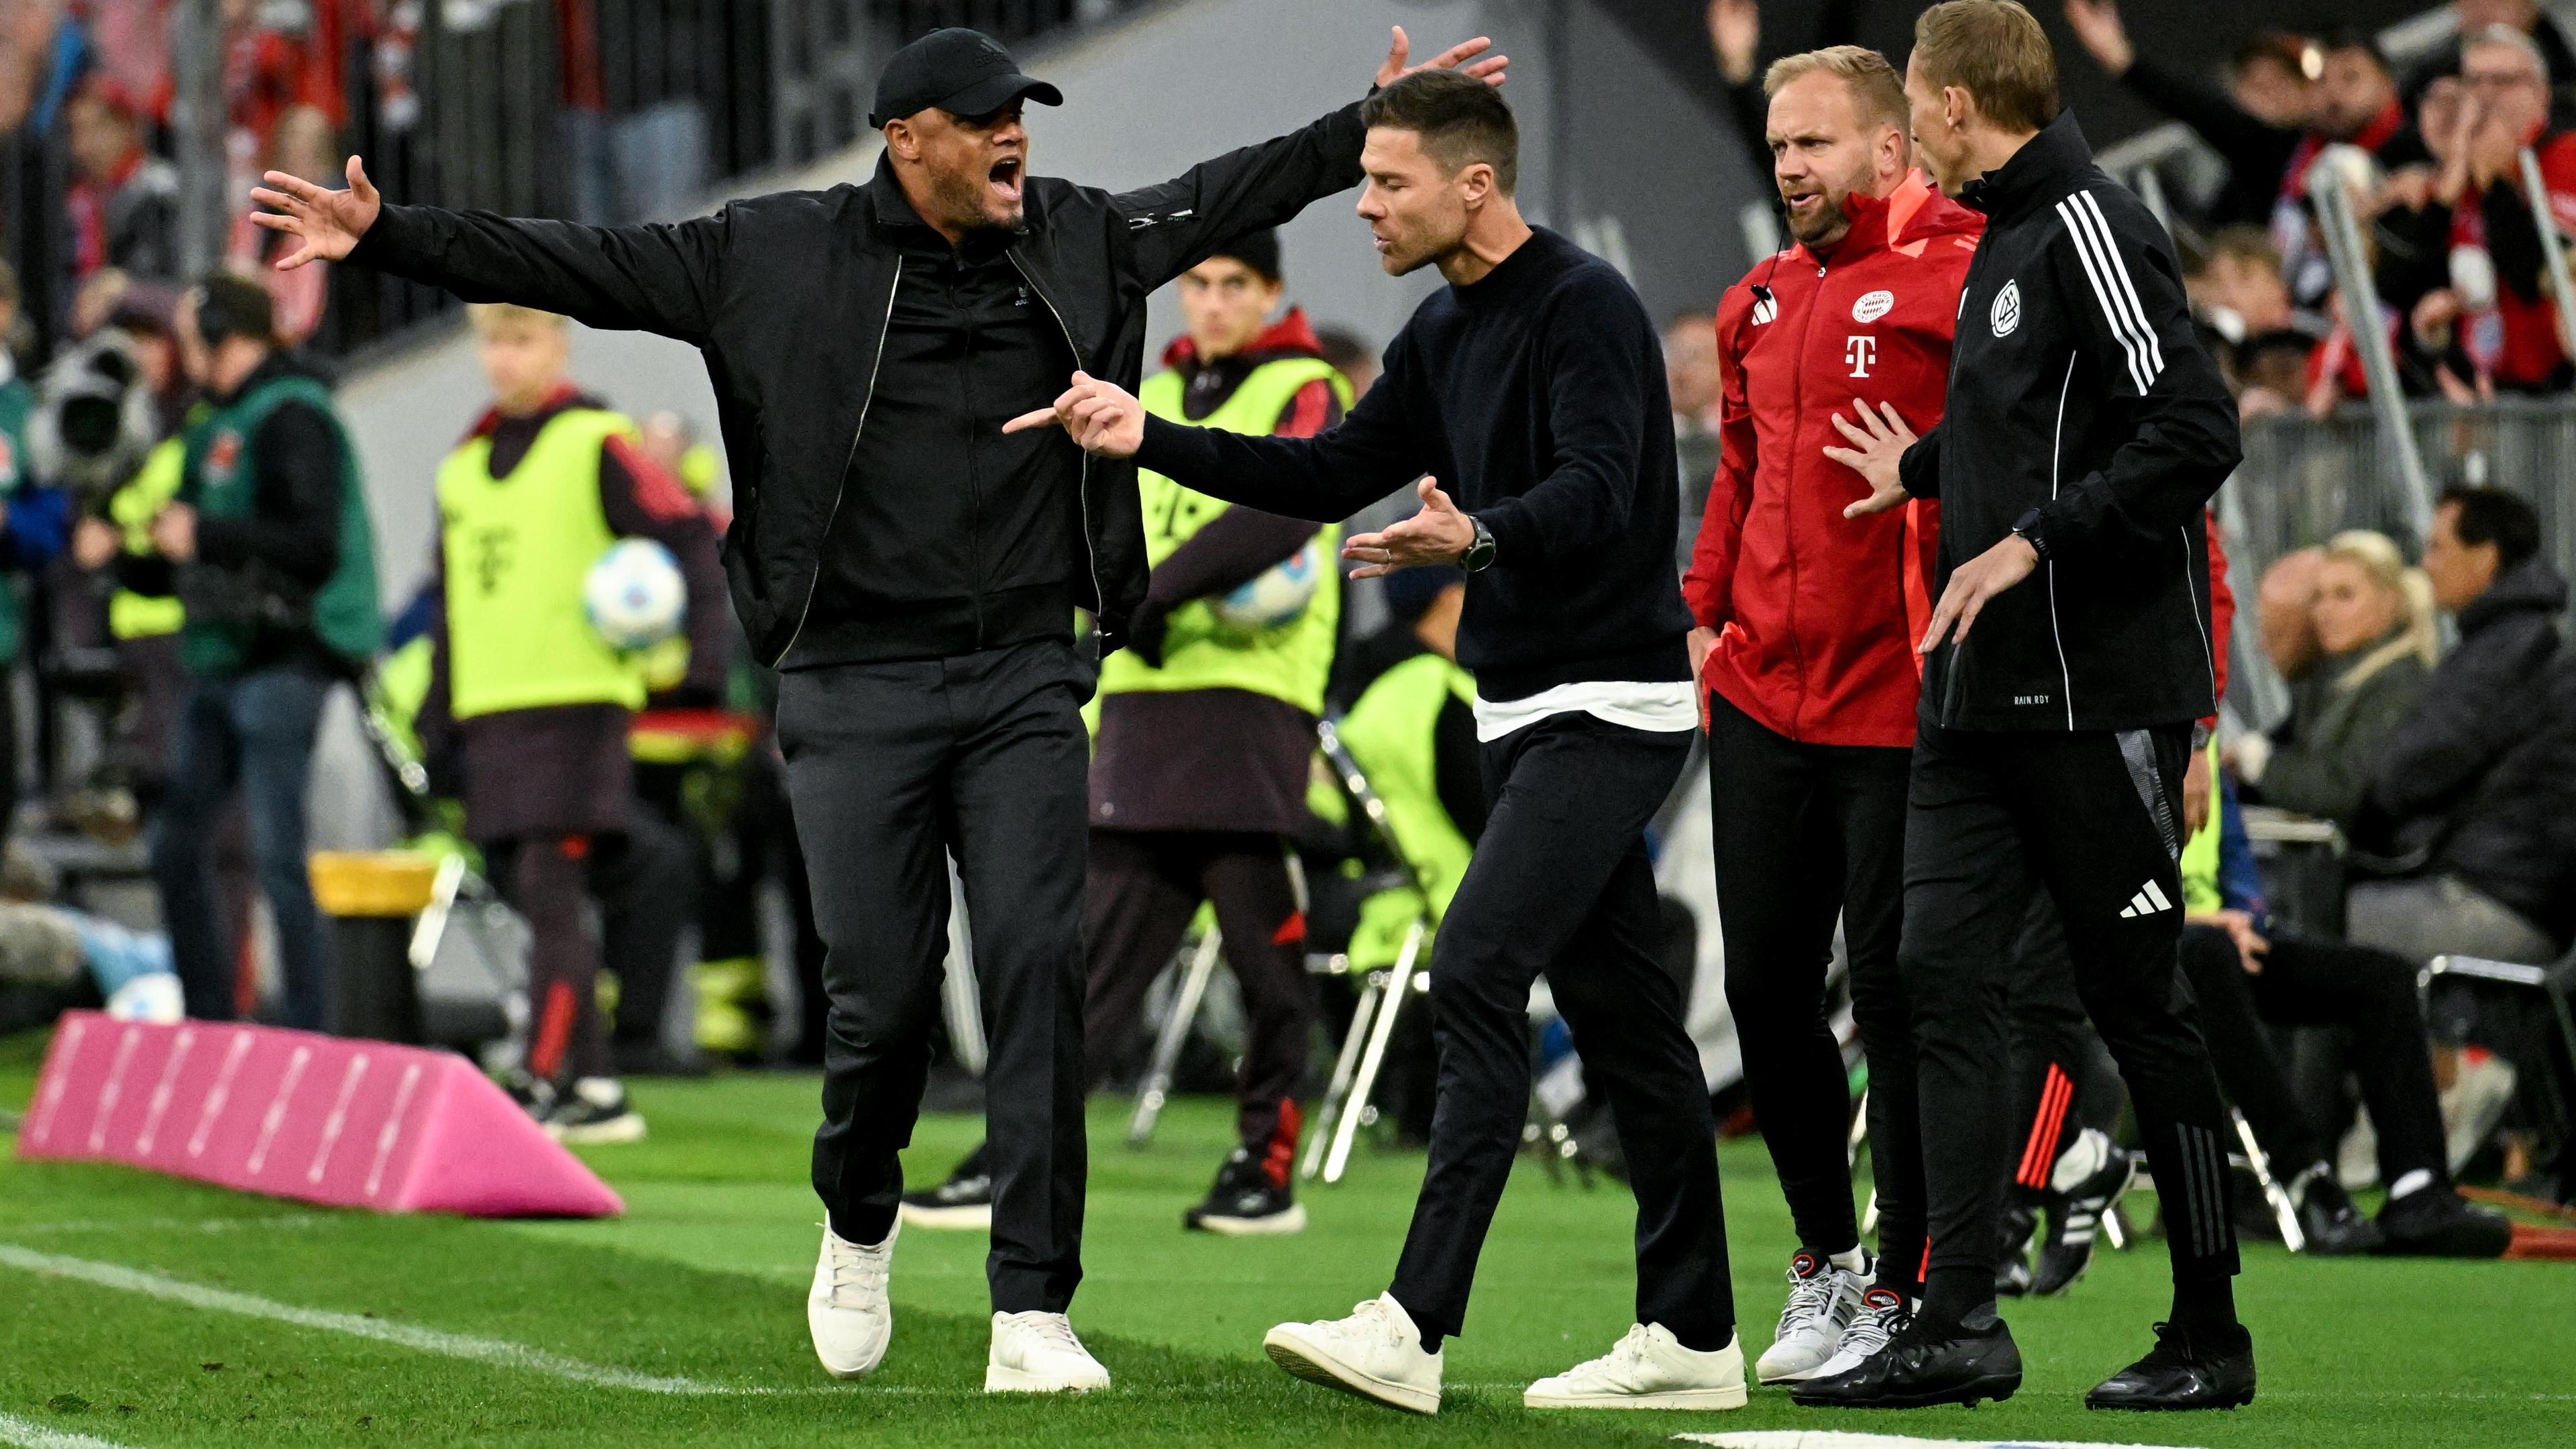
top-left (2009, 507), bottom-right (2052, 562)
top-left (1461, 515), bottom-right (1497, 574)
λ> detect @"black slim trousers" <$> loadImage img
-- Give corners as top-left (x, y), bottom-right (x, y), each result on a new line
top-left (1389, 712), bottom-right (1733, 1349)
top-left (1704, 694), bottom-right (1925, 1297)
top-left (2178, 923), bottom-right (2449, 1192)
top-left (1083, 829), bottom-right (1314, 1161)
top-left (488, 811), bottom-right (692, 1083)
top-left (1901, 722), bottom-right (2239, 1313)
top-left (784, 639), bottom-right (1091, 1314)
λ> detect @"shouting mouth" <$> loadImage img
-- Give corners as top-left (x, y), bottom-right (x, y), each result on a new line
top-left (1783, 190), bottom-right (1825, 221)
top-left (989, 158), bottom-right (1024, 205)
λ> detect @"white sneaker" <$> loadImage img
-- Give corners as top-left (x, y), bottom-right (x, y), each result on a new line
top-left (1754, 1250), bottom-right (1866, 1383)
top-left (1263, 1293), bottom-right (1443, 1414)
top-left (806, 1220), bottom-right (895, 1379)
top-left (1807, 1285), bottom-right (1909, 1381)
top-left (1523, 1324), bottom-right (1748, 1410)
top-left (986, 1311), bottom-right (1111, 1393)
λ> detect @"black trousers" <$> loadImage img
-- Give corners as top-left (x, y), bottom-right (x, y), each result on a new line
top-left (2005, 897), bottom-right (2128, 1194)
top-left (1389, 712), bottom-right (1732, 1348)
top-left (1084, 829), bottom-right (1313, 1159)
top-left (1901, 722), bottom-right (2239, 1307)
top-left (1705, 694), bottom-right (1924, 1296)
top-left (488, 810), bottom-right (693, 1083)
top-left (2177, 924), bottom-right (2449, 1192)
top-left (784, 640), bottom-right (1091, 1314)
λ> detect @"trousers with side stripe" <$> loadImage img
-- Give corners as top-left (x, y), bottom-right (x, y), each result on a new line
top-left (1900, 720), bottom-right (2239, 1310)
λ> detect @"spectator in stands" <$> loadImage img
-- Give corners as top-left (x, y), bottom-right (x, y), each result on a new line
top-left (1665, 309), bottom-right (1719, 572)
top-left (2375, 74), bottom-right (2469, 328)
top-left (2402, 0), bottom-right (2576, 105)
top-left (2229, 531), bottom-right (2436, 829)
top-left (2349, 486), bottom-right (2571, 967)
top-left (2252, 545), bottom-right (2326, 682)
top-left (2187, 227), bottom-right (2321, 417)
top-left (231, 103), bottom-right (336, 344)
top-left (63, 80), bottom-right (179, 284)
top-left (2406, 26), bottom-right (2576, 396)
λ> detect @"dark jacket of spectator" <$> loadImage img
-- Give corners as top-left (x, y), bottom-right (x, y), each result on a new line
top-left (2359, 556), bottom-right (2575, 939)
top-left (2118, 55), bottom-right (2305, 231)
top-left (2251, 637), bottom-right (2429, 827)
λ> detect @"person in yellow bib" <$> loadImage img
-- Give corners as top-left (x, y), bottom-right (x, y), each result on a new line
top-left (904, 230), bottom-right (1350, 1236)
top-left (417, 303), bottom-right (725, 1143)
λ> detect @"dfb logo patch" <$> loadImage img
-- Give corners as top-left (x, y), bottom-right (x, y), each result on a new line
top-left (1990, 279), bottom-right (2022, 337)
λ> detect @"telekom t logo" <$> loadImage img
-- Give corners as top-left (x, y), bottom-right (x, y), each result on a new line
top-left (1845, 335), bottom-right (1877, 378)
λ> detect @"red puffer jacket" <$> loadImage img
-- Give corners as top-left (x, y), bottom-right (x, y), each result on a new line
top-left (1685, 172), bottom-right (1982, 747)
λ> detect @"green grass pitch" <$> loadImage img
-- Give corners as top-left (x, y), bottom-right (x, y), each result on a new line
top-left (2, 1026), bottom-right (2571, 1448)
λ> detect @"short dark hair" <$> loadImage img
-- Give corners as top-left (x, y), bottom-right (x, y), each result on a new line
top-left (2438, 486), bottom-right (2542, 570)
top-left (2322, 29), bottom-right (2391, 76)
top-left (1359, 69), bottom-right (1518, 194)
top-left (191, 273), bottom-right (275, 350)
top-left (1205, 227), bottom-right (1282, 283)
top-left (2232, 32), bottom-right (2311, 79)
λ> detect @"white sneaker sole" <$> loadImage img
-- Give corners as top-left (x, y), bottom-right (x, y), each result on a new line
top-left (1756, 1344), bottom-right (1837, 1384)
top-left (549, 1114), bottom-right (647, 1145)
top-left (1187, 1203), bottom-right (1308, 1236)
top-left (807, 1307), bottom-right (889, 1381)
top-left (1263, 1326), bottom-right (1439, 1414)
top-left (899, 1202), bottom-right (992, 1231)
top-left (984, 1362), bottom-right (1109, 1393)
top-left (1523, 1384), bottom-right (1748, 1410)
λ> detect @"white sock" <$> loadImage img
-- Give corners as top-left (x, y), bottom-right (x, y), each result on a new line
top-left (2387, 1167), bottom-right (2435, 1201)
top-left (1829, 1246), bottom-right (1870, 1275)
top-left (2050, 1127), bottom-right (2110, 1193)
top-left (571, 1077), bottom-right (623, 1108)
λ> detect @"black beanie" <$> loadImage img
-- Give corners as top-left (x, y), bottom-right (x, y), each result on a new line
top-left (191, 274), bottom-right (275, 350)
top-left (1208, 227), bottom-right (1283, 283)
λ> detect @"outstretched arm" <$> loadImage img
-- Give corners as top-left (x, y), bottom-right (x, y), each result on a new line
top-left (1113, 28), bottom-right (1508, 286)
top-left (251, 158), bottom-right (731, 344)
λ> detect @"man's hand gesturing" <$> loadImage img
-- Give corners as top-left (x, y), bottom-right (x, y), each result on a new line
top-left (1344, 476), bottom-right (1473, 578)
top-left (1823, 397), bottom-right (1917, 518)
top-left (1377, 27), bottom-right (1510, 90)
top-left (248, 158), bottom-right (384, 270)
top-left (1004, 372), bottom-right (1146, 457)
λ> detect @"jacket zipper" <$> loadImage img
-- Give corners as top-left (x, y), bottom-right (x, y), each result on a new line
top-left (1006, 252), bottom-right (1104, 623)
top-left (776, 264), bottom-right (904, 666)
top-left (1780, 255), bottom-right (1828, 735)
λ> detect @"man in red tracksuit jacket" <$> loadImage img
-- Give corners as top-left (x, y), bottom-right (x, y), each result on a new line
top-left (1682, 45), bottom-right (1981, 1386)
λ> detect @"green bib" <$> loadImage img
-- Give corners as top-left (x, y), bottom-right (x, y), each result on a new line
top-left (180, 374), bottom-right (382, 674)
top-left (2180, 736), bottom-right (2223, 915)
top-left (1336, 651), bottom-right (1479, 970)
top-left (1097, 355), bottom-right (1352, 714)
top-left (109, 434), bottom-right (191, 641)
top-left (437, 407), bottom-right (646, 718)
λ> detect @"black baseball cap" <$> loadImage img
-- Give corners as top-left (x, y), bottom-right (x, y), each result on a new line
top-left (869, 28), bottom-right (1063, 129)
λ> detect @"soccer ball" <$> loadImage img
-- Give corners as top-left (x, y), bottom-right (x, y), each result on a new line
top-left (1212, 537), bottom-right (1323, 633)
top-left (584, 538), bottom-right (687, 651)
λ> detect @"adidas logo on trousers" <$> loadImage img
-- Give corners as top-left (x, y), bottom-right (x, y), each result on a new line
top-left (2118, 880), bottom-right (2174, 918)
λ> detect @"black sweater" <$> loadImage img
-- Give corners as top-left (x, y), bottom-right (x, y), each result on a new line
top-left (1132, 227), bottom-right (1691, 700)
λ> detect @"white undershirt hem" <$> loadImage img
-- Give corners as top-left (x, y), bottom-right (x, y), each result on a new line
top-left (1471, 679), bottom-right (1699, 743)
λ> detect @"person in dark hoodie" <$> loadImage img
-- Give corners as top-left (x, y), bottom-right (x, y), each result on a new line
top-left (900, 229), bottom-right (1348, 1238)
top-left (115, 273), bottom-right (380, 1032)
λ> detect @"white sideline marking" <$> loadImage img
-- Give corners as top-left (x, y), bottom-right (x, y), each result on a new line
top-left (0, 1243), bottom-right (741, 1395)
top-left (6, 1214), bottom-right (332, 1237)
top-left (1676, 1436), bottom-right (2212, 1449)
top-left (0, 1409), bottom-right (139, 1449)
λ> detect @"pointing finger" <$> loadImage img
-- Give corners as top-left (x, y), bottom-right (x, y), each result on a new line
top-left (1002, 407), bottom-right (1062, 434)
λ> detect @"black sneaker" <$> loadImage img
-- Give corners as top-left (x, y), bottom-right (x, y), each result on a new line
top-left (545, 1079), bottom-right (646, 1144)
top-left (2291, 1171), bottom-right (2382, 1255)
top-left (502, 1070), bottom-right (557, 1125)
top-left (2086, 1321), bottom-right (2255, 1411)
top-left (2034, 1144), bottom-right (2135, 1295)
top-left (1789, 1309), bottom-right (2021, 1409)
top-left (1184, 1148), bottom-right (1307, 1236)
top-left (1996, 1196), bottom-right (2037, 1297)
top-left (2375, 1187), bottom-right (2514, 1258)
top-left (898, 1145), bottom-right (993, 1231)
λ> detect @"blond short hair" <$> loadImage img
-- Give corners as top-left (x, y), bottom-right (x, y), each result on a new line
top-left (1912, 0), bottom-right (2059, 134)
top-left (466, 303), bottom-right (569, 336)
top-left (1764, 46), bottom-right (1910, 134)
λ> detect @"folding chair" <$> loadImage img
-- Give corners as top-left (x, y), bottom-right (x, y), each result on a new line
top-left (1126, 924), bottom-right (1224, 1145)
top-left (2425, 947), bottom-right (2576, 1151)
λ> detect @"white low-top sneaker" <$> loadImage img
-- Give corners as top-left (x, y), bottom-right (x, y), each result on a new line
top-left (807, 1220), bottom-right (895, 1379)
top-left (1524, 1324), bottom-right (1748, 1410)
top-left (1806, 1285), bottom-right (1910, 1381)
top-left (986, 1311), bottom-right (1112, 1393)
top-left (1755, 1250), bottom-right (1867, 1383)
top-left (1263, 1293), bottom-right (1444, 1414)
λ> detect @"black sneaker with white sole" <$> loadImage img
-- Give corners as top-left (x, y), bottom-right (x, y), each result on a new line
top-left (546, 1079), bottom-right (646, 1144)
top-left (1184, 1148), bottom-right (1307, 1235)
top-left (2086, 1320), bottom-right (2255, 1411)
top-left (899, 1145), bottom-right (994, 1230)
top-left (502, 1070), bottom-right (557, 1125)
top-left (2033, 1144), bottom-right (2135, 1295)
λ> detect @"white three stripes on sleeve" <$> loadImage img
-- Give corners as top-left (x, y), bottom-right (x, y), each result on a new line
top-left (2054, 189), bottom-right (2165, 394)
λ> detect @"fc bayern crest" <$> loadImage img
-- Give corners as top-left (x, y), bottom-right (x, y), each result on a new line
top-left (1990, 279), bottom-right (2023, 337)
top-left (1851, 288), bottom-right (1894, 324)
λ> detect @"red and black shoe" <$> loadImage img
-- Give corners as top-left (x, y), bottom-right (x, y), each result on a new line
top-left (1183, 1148), bottom-right (1307, 1236)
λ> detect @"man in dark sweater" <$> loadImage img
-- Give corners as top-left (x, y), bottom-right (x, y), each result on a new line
top-left (1011, 69), bottom-right (1741, 1417)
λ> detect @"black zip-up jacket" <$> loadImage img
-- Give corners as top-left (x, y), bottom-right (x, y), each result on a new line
top-left (346, 102), bottom-right (1369, 667)
top-left (1898, 113), bottom-right (2241, 733)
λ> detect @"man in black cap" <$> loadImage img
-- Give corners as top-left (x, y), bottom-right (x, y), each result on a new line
top-left (249, 21), bottom-right (1504, 1397)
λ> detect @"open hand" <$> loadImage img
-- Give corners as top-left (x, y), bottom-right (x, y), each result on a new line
top-left (1377, 26), bottom-right (1509, 90)
top-left (1706, 0), bottom-right (1760, 85)
top-left (1344, 476), bottom-right (1473, 578)
top-left (1004, 371), bottom-right (1146, 457)
top-left (149, 502), bottom-right (199, 563)
top-left (2063, 0), bottom-right (2135, 76)
top-left (72, 516), bottom-right (118, 571)
top-left (1918, 533), bottom-right (2037, 655)
top-left (2193, 908), bottom-right (2271, 975)
top-left (1823, 397), bottom-right (1916, 517)
top-left (248, 157), bottom-right (383, 270)
top-left (2182, 746), bottom-right (2212, 835)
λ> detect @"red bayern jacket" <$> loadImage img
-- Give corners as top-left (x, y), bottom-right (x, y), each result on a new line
top-left (1685, 172), bottom-right (1982, 747)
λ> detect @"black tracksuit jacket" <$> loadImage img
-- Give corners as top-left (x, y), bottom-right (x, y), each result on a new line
top-left (346, 102), bottom-right (1371, 667)
top-left (1898, 113), bottom-right (2241, 733)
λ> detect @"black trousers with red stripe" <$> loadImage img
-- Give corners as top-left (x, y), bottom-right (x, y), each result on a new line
top-left (1083, 828), bottom-right (1314, 1162)
top-left (489, 817), bottom-right (692, 1085)
top-left (2006, 895), bottom-right (2128, 1195)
